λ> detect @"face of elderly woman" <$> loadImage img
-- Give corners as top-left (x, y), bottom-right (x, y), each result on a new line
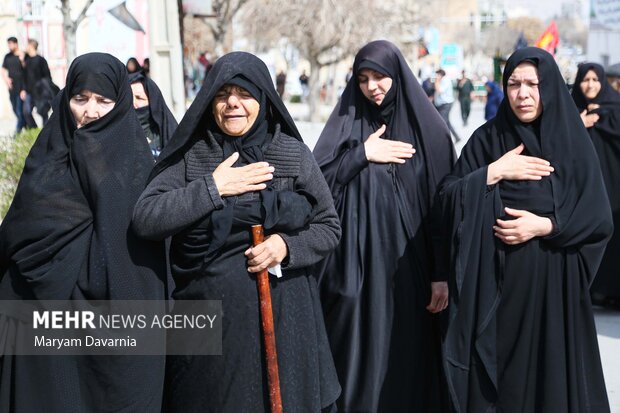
top-left (212, 85), bottom-right (260, 136)
top-left (507, 62), bottom-right (543, 123)
top-left (580, 69), bottom-right (601, 100)
top-left (69, 89), bottom-right (116, 129)
top-left (358, 69), bottom-right (393, 106)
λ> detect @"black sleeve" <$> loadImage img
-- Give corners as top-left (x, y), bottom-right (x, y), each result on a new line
top-left (132, 157), bottom-right (225, 240)
top-left (279, 144), bottom-right (341, 270)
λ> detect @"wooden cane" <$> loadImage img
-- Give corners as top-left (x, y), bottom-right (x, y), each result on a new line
top-left (251, 224), bottom-right (283, 413)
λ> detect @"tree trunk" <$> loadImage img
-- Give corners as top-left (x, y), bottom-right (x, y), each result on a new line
top-left (308, 56), bottom-right (323, 122)
top-left (61, 3), bottom-right (77, 66)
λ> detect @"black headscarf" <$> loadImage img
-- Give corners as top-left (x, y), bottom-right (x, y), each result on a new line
top-left (440, 47), bottom-right (613, 412)
top-left (128, 71), bottom-right (178, 148)
top-left (126, 56), bottom-right (141, 74)
top-left (0, 52), bottom-right (165, 301)
top-left (572, 62), bottom-right (620, 110)
top-left (314, 40), bottom-right (454, 236)
top-left (571, 62), bottom-right (620, 137)
top-left (151, 51), bottom-right (301, 180)
top-left (152, 52), bottom-right (312, 278)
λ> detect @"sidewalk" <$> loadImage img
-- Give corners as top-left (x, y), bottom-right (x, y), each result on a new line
top-left (0, 117), bottom-right (15, 138)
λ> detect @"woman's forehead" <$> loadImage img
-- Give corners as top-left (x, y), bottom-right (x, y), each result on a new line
top-left (72, 89), bottom-right (112, 99)
top-left (509, 63), bottom-right (539, 79)
top-left (218, 84), bottom-right (249, 93)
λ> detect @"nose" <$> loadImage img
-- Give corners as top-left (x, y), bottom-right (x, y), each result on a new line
top-left (517, 84), bottom-right (529, 99)
top-left (367, 79), bottom-right (378, 91)
top-left (226, 93), bottom-right (240, 108)
top-left (84, 99), bottom-right (99, 118)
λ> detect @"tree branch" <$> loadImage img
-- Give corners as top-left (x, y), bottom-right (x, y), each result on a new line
top-left (75, 0), bottom-right (95, 28)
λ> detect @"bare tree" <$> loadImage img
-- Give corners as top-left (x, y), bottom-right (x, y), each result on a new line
top-left (60, 0), bottom-right (95, 66)
top-left (556, 16), bottom-right (587, 51)
top-left (205, 0), bottom-right (250, 56)
top-left (243, 0), bottom-right (402, 121)
top-left (481, 17), bottom-right (545, 58)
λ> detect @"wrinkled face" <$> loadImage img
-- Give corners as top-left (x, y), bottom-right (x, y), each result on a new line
top-left (131, 82), bottom-right (149, 109)
top-left (357, 69), bottom-right (393, 106)
top-left (580, 69), bottom-right (601, 100)
top-left (506, 62), bottom-right (543, 123)
top-left (69, 89), bottom-right (115, 129)
top-left (211, 85), bottom-right (260, 136)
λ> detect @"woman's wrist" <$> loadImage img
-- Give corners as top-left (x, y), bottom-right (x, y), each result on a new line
top-left (537, 217), bottom-right (554, 237)
top-left (486, 162), bottom-right (502, 185)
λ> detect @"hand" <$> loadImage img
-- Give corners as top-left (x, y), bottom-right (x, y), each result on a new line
top-left (6, 78), bottom-right (12, 90)
top-left (487, 144), bottom-right (553, 185)
top-left (364, 124), bottom-right (416, 164)
top-left (245, 234), bottom-right (288, 273)
top-left (493, 207), bottom-right (553, 245)
top-left (580, 109), bottom-right (600, 128)
top-left (212, 152), bottom-right (274, 197)
top-left (19, 90), bottom-right (26, 100)
top-left (426, 281), bottom-right (449, 313)
top-left (587, 103), bottom-right (600, 112)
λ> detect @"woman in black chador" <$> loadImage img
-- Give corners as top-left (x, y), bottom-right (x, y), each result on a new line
top-left (128, 71), bottom-right (178, 160)
top-left (313, 40), bottom-right (455, 412)
top-left (0, 53), bottom-right (166, 412)
top-left (571, 63), bottom-right (620, 306)
top-left (439, 47), bottom-right (613, 412)
top-left (132, 51), bottom-right (341, 412)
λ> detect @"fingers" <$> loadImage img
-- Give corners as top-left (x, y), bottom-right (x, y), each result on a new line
top-left (521, 156), bottom-right (552, 167)
top-left (371, 124), bottom-right (387, 138)
top-left (511, 143), bottom-right (525, 155)
top-left (236, 163), bottom-right (274, 185)
top-left (426, 284), bottom-right (449, 313)
top-left (245, 235), bottom-right (287, 273)
top-left (221, 152), bottom-right (240, 167)
top-left (504, 207), bottom-right (526, 217)
top-left (426, 294), bottom-right (440, 313)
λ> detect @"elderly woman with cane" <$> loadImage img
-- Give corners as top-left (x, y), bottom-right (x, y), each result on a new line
top-left (132, 51), bottom-right (341, 413)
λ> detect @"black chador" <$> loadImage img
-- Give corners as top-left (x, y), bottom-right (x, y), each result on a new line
top-left (439, 47), bottom-right (612, 413)
top-left (0, 53), bottom-right (166, 412)
top-left (572, 63), bottom-right (620, 303)
top-left (313, 40), bottom-right (455, 412)
top-left (128, 71), bottom-right (178, 159)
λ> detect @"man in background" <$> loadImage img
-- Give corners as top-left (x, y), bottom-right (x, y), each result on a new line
top-left (457, 70), bottom-right (474, 126)
top-left (434, 68), bottom-right (460, 142)
top-left (23, 39), bottom-right (54, 126)
top-left (2, 37), bottom-right (26, 133)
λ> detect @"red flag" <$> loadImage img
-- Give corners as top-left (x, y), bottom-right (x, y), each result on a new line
top-left (535, 21), bottom-right (560, 55)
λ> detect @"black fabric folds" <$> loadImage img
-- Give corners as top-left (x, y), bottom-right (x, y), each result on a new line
top-left (313, 40), bottom-right (455, 412)
top-left (128, 71), bottom-right (178, 149)
top-left (0, 53), bottom-right (166, 412)
top-left (572, 63), bottom-right (620, 300)
top-left (439, 47), bottom-right (613, 412)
